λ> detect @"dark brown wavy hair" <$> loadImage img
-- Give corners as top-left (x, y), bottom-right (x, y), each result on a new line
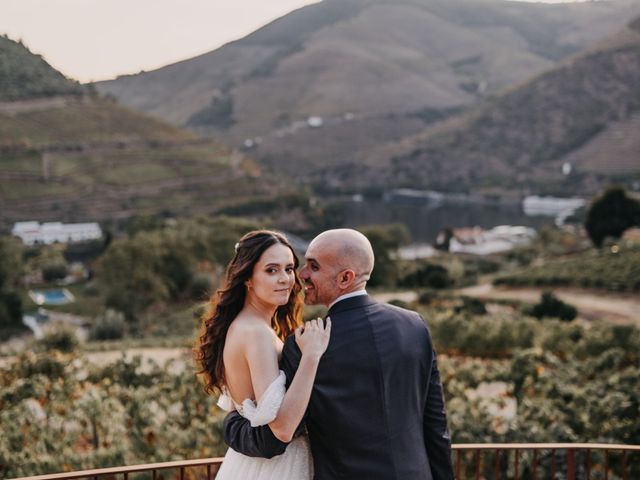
top-left (195, 230), bottom-right (303, 395)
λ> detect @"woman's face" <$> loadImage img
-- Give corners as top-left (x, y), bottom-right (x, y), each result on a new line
top-left (247, 243), bottom-right (296, 307)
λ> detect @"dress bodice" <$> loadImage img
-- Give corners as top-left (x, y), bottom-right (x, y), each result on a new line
top-left (217, 370), bottom-right (287, 427)
top-left (215, 371), bottom-right (313, 479)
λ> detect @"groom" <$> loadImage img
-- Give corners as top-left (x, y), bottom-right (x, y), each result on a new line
top-left (223, 229), bottom-right (454, 479)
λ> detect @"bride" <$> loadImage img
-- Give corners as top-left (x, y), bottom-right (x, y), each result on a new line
top-left (195, 230), bottom-right (331, 479)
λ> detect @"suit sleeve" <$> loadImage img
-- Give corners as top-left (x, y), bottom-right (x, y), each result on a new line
top-left (222, 335), bottom-right (302, 458)
top-left (422, 321), bottom-right (455, 480)
top-left (280, 334), bottom-right (302, 388)
top-left (223, 411), bottom-right (288, 458)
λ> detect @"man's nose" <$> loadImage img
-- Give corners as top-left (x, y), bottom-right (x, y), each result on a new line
top-left (299, 265), bottom-right (309, 279)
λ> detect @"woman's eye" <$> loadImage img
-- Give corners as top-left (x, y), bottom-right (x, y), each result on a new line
top-left (285, 267), bottom-right (294, 273)
top-left (266, 268), bottom-right (277, 274)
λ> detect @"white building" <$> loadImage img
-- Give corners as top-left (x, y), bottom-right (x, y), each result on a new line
top-left (522, 195), bottom-right (586, 225)
top-left (449, 225), bottom-right (536, 255)
top-left (12, 221), bottom-right (102, 245)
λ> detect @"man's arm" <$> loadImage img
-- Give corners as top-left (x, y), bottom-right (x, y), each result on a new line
top-left (223, 412), bottom-right (287, 458)
top-left (222, 335), bottom-right (303, 457)
top-left (280, 334), bottom-right (302, 388)
top-left (423, 331), bottom-right (455, 480)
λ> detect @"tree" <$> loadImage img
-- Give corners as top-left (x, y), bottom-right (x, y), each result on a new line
top-left (100, 232), bottom-right (173, 319)
top-left (0, 236), bottom-right (23, 327)
top-left (528, 291), bottom-right (577, 321)
top-left (0, 236), bottom-right (22, 291)
top-left (399, 263), bottom-right (452, 289)
top-left (585, 187), bottom-right (640, 247)
top-left (359, 224), bottom-right (410, 287)
top-left (99, 216), bottom-right (260, 320)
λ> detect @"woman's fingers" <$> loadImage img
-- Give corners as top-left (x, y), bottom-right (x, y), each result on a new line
top-left (324, 317), bottom-right (331, 334)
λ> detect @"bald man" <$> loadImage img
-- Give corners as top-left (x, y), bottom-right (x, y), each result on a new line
top-left (223, 229), bottom-right (454, 480)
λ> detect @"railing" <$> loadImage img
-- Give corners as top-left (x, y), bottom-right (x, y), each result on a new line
top-left (9, 443), bottom-right (640, 480)
top-left (9, 458), bottom-right (225, 480)
top-left (453, 443), bottom-right (640, 480)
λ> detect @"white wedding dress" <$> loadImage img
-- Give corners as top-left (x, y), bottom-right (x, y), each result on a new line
top-left (215, 371), bottom-right (314, 480)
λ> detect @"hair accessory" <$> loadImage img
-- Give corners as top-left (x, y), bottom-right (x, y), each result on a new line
top-left (234, 242), bottom-right (240, 252)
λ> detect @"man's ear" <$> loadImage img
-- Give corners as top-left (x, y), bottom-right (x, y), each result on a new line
top-left (337, 269), bottom-right (356, 288)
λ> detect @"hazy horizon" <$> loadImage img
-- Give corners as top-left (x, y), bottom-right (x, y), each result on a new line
top-left (0, 0), bottom-right (601, 83)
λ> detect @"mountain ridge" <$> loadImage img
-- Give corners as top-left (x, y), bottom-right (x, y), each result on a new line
top-left (0, 37), bottom-right (287, 229)
top-left (377, 16), bottom-right (640, 194)
top-left (0, 35), bottom-right (84, 101)
top-left (96, 0), bottom-right (640, 137)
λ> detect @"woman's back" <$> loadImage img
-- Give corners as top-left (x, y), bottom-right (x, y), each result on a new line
top-left (222, 315), bottom-right (283, 406)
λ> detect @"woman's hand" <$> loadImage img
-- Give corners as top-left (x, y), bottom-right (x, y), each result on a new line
top-left (295, 317), bottom-right (331, 361)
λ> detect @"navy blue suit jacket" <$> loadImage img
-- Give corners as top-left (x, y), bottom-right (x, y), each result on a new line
top-left (223, 295), bottom-right (454, 479)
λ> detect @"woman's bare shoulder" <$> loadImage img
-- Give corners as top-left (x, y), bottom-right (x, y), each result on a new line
top-left (226, 314), bottom-right (274, 349)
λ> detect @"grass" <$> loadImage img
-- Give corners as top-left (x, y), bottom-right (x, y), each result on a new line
top-left (131, 192), bottom-right (196, 210)
top-left (0, 153), bottom-right (42, 174)
top-left (0, 180), bottom-right (78, 200)
top-left (0, 142), bottom-right (238, 208)
top-left (494, 243), bottom-right (640, 292)
top-left (99, 163), bottom-right (178, 185)
top-left (0, 99), bottom-right (193, 147)
top-left (20, 282), bottom-right (107, 319)
top-left (82, 335), bottom-right (193, 352)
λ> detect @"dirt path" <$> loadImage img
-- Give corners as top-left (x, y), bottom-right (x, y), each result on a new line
top-left (372, 291), bottom-right (419, 304)
top-left (458, 284), bottom-right (640, 325)
top-left (84, 347), bottom-right (193, 374)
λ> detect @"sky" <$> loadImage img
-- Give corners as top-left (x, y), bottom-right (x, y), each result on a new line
top-left (0, 0), bottom-right (592, 83)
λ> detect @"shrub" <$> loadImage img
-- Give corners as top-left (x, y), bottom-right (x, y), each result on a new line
top-left (38, 322), bottom-right (80, 352)
top-left (83, 282), bottom-right (101, 297)
top-left (41, 261), bottom-right (69, 282)
top-left (387, 299), bottom-right (409, 309)
top-left (454, 296), bottom-right (487, 315)
top-left (0, 291), bottom-right (22, 326)
top-left (527, 292), bottom-right (577, 321)
top-left (188, 273), bottom-right (213, 301)
top-left (428, 314), bottom-right (536, 356)
top-left (585, 186), bottom-right (640, 247)
top-left (89, 309), bottom-right (127, 341)
top-left (400, 263), bottom-right (452, 289)
top-left (359, 224), bottom-right (411, 287)
top-left (417, 290), bottom-right (438, 305)
top-left (18, 352), bottom-right (66, 379)
top-left (493, 244), bottom-right (640, 292)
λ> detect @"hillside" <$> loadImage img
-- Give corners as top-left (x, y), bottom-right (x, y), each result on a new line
top-left (0, 35), bottom-right (83, 101)
top-left (96, 0), bottom-right (640, 141)
top-left (96, 0), bottom-right (640, 197)
top-left (0, 38), bottom-right (289, 229)
top-left (379, 16), bottom-right (640, 196)
top-left (252, 15), bottom-right (640, 195)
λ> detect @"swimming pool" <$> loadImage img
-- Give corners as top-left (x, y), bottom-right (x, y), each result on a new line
top-left (28, 289), bottom-right (76, 306)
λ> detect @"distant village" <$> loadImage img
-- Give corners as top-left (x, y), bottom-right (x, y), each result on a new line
top-left (11, 221), bottom-right (102, 246)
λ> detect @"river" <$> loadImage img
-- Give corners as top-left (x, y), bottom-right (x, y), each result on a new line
top-left (334, 198), bottom-right (554, 243)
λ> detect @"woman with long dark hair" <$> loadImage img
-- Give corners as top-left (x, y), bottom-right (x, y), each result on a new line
top-left (195, 230), bottom-right (330, 479)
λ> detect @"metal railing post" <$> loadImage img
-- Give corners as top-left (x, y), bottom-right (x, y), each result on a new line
top-left (567, 448), bottom-right (576, 480)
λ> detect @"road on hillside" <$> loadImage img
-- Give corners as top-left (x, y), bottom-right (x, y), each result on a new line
top-left (458, 284), bottom-right (640, 325)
